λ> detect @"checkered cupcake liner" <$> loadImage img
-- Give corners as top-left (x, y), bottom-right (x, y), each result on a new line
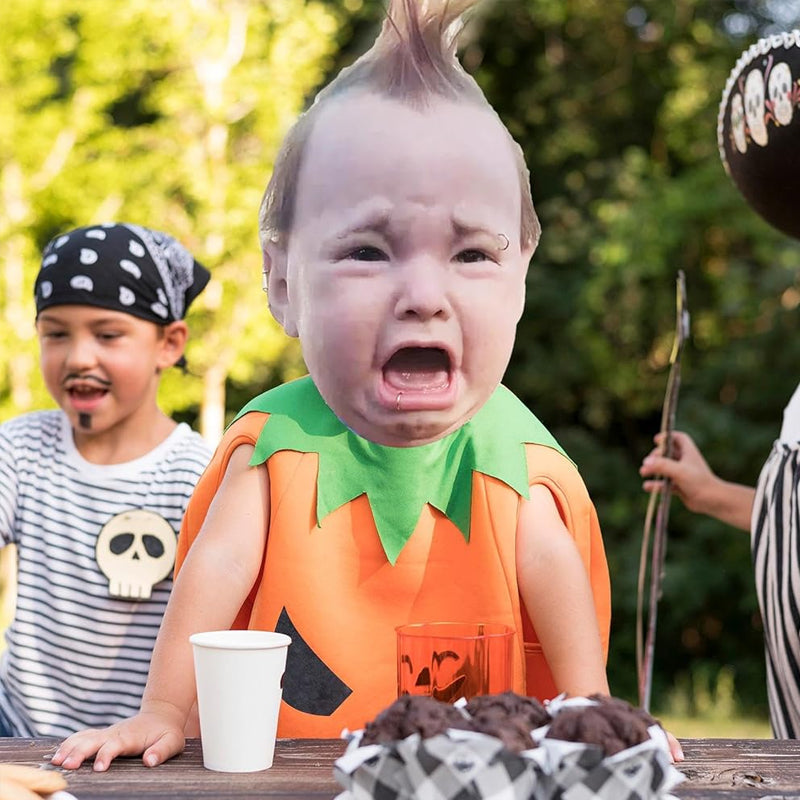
top-left (333, 696), bottom-right (685, 800)
top-left (334, 729), bottom-right (538, 800)
top-left (525, 732), bottom-right (683, 800)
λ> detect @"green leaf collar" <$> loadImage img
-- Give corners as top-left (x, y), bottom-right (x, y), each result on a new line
top-left (234, 377), bottom-right (568, 564)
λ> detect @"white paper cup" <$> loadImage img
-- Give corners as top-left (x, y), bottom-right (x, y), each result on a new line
top-left (190, 629), bottom-right (291, 772)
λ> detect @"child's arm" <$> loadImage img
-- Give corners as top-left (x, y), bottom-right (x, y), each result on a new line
top-left (640, 431), bottom-right (754, 531)
top-left (517, 484), bottom-right (684, 763)
top-left (52, 444), bottom-right (269, 771)
top-left (516, 484), bottom-right (609, 697)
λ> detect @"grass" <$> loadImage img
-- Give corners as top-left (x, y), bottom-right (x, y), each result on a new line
top-left (652, 662), bottom-right (773, 739)
top-left (657, 712), bottom-right (772, 739)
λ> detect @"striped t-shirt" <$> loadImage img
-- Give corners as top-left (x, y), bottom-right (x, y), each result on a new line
top-left (0, 410), bottom-right (212, 737)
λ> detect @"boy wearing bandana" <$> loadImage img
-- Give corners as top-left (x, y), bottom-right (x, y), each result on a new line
top-left (0, 223), bottom-right (212, 737)
top-left (54, 0), bottom-right (664, 769)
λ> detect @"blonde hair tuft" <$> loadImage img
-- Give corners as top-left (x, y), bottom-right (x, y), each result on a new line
top-left (260, 0), bottom-right (539, 252)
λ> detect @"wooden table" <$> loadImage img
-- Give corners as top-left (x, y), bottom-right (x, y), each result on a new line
top-left (2, 737), bottom-right (800, 799)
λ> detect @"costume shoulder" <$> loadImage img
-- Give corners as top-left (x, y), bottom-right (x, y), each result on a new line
top-left (233, 375), bottom-right (320, 420)
top-left (174, 403), bottom-right (269, 572)
top-left (465, 384), bottom-right (570, 495)
top-left (176, 378), bottom-right (320, 573)
top-left (235, 376), bottom-right (346, 467)
top-left (525, 441), bottom-right (587, 497)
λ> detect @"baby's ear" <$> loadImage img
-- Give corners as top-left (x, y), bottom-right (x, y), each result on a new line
top-left (263, 243), bottom-right (298, 338)
top-left (513, 240), bottom-right (536, 322)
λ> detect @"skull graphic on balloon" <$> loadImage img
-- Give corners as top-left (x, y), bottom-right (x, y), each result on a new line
top-left (718, 30), bottom-right (800, 240)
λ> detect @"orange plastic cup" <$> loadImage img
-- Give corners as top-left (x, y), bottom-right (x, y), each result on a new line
top-left (396, 622), bottom-right (514, 703)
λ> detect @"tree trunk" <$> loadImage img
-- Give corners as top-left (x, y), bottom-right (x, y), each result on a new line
top-left (201, 362), bottom-right (227, 445)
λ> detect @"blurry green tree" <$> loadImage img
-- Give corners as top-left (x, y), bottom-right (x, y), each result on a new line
top-left (0, 0), bottom-right (351, 441)
top-left (467, 0), bottom-right (800, 715)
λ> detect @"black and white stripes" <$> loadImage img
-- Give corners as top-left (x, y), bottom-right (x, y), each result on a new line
top-left (0, 410), bottom-right (211, 737)
top-left (752, 440), bottom-right (800, 738)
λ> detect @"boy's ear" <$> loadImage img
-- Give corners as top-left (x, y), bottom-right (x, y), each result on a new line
top-left (157, 321), bottom-right (189, 369)
top-left (263, 243), bottom-right (298, 338)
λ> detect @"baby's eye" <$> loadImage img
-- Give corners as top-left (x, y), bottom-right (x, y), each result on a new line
top-left (456, 248), bottom-right (491, 264)
top-left (346, 245), bottom-right (388, 262)
top-left (97, 332), bottom-right (122, 341)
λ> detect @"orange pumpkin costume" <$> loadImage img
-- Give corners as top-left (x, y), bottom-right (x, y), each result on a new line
top-left (176, 377), bottom-right (610, 738)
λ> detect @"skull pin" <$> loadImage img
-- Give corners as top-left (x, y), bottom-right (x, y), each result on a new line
top-left (95, 509), bottom-right (177, 600)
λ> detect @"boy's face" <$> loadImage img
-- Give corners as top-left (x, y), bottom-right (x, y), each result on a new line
top-left (36, 305), bottom-right (185, 439)
top-left (267, 93), bottom-right (534, 446)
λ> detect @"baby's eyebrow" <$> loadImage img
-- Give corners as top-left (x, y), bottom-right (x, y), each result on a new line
top-left (333, 210), bottom-right (507, 247)
top-left (336, 211), bottom-right (392, 239)
top-left (452, 220), bottom-right (492, 237)
top-left (452, 219), bottom-right (510, 250)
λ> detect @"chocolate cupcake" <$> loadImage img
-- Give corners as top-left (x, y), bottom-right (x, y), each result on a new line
top-left (545, 695), bottom-right (658, 756)
top-left (465, 691), bottom-right (550, 752)
top-left (359, 695), bottom-right (472, 745)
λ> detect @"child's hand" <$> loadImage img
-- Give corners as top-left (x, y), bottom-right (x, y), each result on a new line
top-left (640, 431), bottom-right (717, 514)
top-left (51, 704), bottom-right (185, 771)
top-left (640, 430), bottom-right (755, 531)
top-left (666, 730), bottom-right (684, 763)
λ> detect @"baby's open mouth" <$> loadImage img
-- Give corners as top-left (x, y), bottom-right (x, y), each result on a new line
top-left (382, 347), bottom-right (451, 391)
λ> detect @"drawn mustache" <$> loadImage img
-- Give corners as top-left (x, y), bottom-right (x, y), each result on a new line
top-left (62, 373), bottom-right (112, 390)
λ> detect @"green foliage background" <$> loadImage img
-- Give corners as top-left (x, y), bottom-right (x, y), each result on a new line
top-left (470, 0), bottom-right (800, 717)
top-left (4, 0), bottom-right (800, 719)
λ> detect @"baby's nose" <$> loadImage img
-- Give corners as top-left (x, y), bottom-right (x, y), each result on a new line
top-left (393, 261), bottom-right (451, 321)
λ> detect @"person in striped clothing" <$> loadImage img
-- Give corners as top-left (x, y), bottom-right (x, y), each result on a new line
top-left (0, 222), bottom-right (212, 737)
top-left (640, 416), bottom-right (800, 738)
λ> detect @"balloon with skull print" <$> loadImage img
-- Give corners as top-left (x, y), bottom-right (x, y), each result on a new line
top-left (95, 509), bottom-right (177, 600)
top-left (718, 30), bottom-right (800, 239)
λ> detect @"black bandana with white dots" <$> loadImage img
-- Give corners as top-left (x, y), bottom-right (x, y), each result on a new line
top-left (34, 223), bottom-right (210, 323)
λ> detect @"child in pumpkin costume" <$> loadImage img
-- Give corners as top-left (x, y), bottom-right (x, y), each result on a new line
top-left (54, 0), bottom-right (617, 769)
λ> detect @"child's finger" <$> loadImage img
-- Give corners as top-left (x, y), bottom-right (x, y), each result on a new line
top-left (666, 731), bottom-right (684, 762)
top-left (91, 735), bottom-right (146, 773)
top-left (640, 455), bottom-right (666, 476)
top-left (0, 764), bottom-right (67, 795)
top-left (142, 729), bottom-right (185, 768)
top-left (53, 729), bottom-right (112, 770)
top-left (0, 778), bottom-right (41, 800)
